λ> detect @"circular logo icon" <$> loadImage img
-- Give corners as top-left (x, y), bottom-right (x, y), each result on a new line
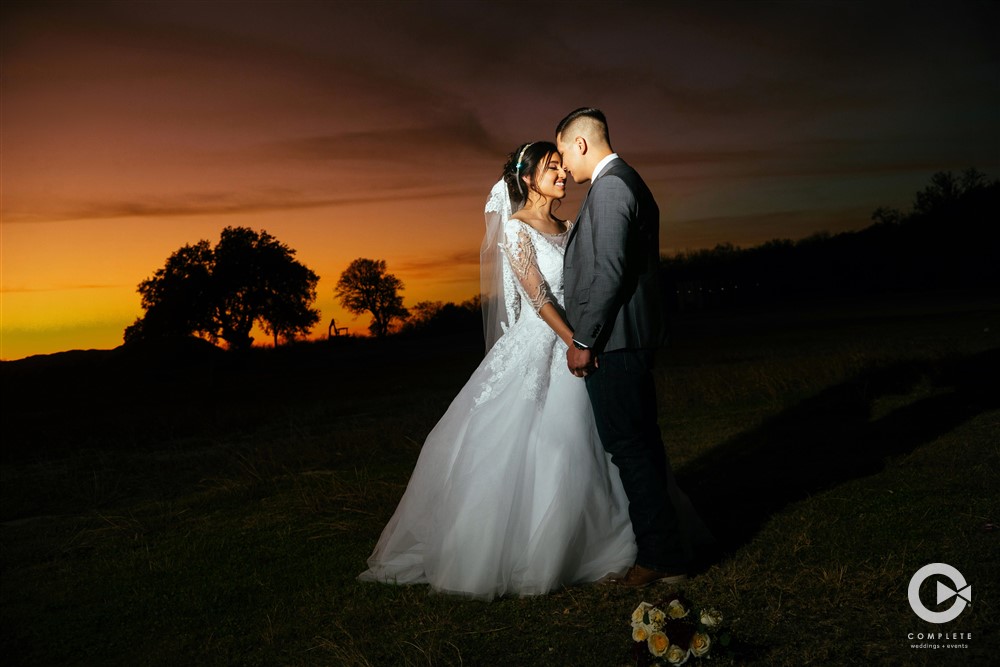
top-left (908, 563), bottom-right (972, 623)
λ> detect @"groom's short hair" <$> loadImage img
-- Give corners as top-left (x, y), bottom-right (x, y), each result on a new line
top-left (556, 107), bottom-right (611, 146)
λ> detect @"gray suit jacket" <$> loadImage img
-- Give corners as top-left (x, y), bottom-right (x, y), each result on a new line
top-left (563, 158), bottom-right (666, 353)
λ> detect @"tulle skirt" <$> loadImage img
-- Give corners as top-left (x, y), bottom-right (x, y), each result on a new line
top-left (358, 319), bottom-right (637, 600)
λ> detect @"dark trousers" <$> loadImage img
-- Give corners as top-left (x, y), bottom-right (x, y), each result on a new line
top-left (585, 348), bottom-right (686, 571)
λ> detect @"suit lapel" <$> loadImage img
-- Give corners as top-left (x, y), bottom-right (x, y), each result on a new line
top-left (566, 158), bottom-right (618, 248)
top-left (566, 187), bottom-right (590, 248)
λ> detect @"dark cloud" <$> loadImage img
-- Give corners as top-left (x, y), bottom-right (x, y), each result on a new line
top-left (633, 141), bottom-right (981, 183)
top-left (4, 187), bottom-right (483, 224)
top-left (258, 115), bottom-right (504, 163)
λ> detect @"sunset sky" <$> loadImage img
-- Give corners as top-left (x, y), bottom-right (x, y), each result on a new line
top-left (2, 0), bottom-right (998, 360)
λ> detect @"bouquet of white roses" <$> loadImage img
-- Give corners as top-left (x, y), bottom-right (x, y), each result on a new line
top-left (629, 593), bottom-right (728, 666)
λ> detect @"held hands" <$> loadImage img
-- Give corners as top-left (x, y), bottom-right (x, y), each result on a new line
top-left (567, 345), bottom-right (598, 378)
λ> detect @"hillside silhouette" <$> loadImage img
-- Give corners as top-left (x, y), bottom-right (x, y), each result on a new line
top-left (660, 169), bottom-right (998, 313)
top-left (0, 333), bottom-right (484, 467)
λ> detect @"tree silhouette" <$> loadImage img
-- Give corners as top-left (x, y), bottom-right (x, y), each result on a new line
top-left (335, 258), bottom-right (409, 337)
top-left (126, 226), bottom-right (319, 349)
top-left (912, 168), bottom-right (983, 216)
top-left (210, 227), bottom-right (319, 349)
top-left (125, 240), bottom-right (215, 343)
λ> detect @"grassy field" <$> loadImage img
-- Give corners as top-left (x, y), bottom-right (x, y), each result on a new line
top-left (2, 291), bottom-right (998, 666)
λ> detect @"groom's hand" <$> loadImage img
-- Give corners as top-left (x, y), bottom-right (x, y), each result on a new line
top-left (567, 346), bottom-right (597, 378)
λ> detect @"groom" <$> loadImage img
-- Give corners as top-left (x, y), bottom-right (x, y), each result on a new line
top-left (557, 107), bottom-right (688, 587)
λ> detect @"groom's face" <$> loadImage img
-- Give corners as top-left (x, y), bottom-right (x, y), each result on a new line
top-left (556, 134), bottom-right (588, 184)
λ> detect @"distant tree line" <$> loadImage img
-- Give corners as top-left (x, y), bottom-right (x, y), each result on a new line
top-left (398, 297), bottom-right (482, 338)
top-left (661, 169), bottom-right (999, 312)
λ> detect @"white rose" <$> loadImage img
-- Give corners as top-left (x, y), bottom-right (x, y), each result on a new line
top-left (667, 599), bottom-right (689, 619)
top-left (666, 644), bottom-right (689, 665)
top-left (690, 631), bottom-right (711, 657)
top-left (632, 623), bottom-right (651, 643)
top-left (647, 631), bottom-right (670, 657)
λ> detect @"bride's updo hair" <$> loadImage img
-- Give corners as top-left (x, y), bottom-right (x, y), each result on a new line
top-left (501, 141), bottom-right (559, 208)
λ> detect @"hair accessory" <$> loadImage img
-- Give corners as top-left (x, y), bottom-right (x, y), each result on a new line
top-left (515, 142), bottom-right (534, 172)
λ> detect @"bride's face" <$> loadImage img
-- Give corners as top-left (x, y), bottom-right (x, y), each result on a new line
top-left (527, 152), bottom-right (567, 201)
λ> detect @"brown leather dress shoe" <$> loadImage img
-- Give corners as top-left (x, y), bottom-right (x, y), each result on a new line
top-left (613, 564), bottom-right (689, 588)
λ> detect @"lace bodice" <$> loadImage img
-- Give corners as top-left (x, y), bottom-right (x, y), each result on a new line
top-left (499, 218), bottom-right (569, 326)
top-left (472, 219), bottom-right (571, 408)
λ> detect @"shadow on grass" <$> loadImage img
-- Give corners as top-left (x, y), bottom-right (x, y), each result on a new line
top-left (678, 347), bottom-right (1000, 559)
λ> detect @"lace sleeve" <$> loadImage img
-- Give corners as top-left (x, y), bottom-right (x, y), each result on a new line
top-left (500, 223), bottom-right (554, 313)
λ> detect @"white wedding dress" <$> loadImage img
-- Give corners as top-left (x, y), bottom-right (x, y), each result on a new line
top-left (358, 216), bottom-right (637, 600)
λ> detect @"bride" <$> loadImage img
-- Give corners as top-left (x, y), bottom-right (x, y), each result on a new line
top-left (358, 142), bottom-right (637, 600)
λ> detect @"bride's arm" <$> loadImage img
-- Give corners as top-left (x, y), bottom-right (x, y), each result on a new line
top-left (501, 225), bottom-right (575, 347)
top-left (536, 303), bottom-right (575, 348)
